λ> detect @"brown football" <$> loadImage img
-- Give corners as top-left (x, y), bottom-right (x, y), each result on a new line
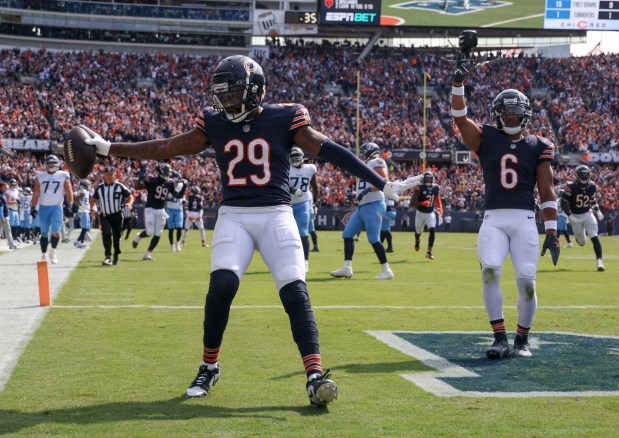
top-left (64, 125), bottom-right (96, 179)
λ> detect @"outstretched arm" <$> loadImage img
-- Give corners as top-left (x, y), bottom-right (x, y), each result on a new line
top-left (294, 126), bottom-right (387, 190)
top-left (88, 128), bottom-right (209, 160)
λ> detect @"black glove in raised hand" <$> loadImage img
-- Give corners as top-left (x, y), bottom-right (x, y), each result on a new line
top-left (356, 187), bottom-right (372, 202)
top-left (453, 59), bottom-right (471, 84)
top-left (541, 234), bottom-right (560, 266)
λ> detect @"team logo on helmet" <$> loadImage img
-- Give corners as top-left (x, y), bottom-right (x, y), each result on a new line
top-left (360, 142), bottom-right (381, 161)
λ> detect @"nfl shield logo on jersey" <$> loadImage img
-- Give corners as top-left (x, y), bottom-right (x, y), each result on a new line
top-left (243, 124), bottom-right (250, 133)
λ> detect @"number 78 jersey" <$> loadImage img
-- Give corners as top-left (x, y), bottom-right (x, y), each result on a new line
top-left (477, 124), bottom-right (554, 212)
top-left (196, 103), bottom-right (311, 207)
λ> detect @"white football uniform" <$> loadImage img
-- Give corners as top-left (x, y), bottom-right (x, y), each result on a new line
top-left (37, 171), bottom-right (71, 206)
top-left (569, 210), bottom-right (598, 245)
top-left (144, 207), bottom-right (168, 237)
top-left (211, 205), bottom-right (304, 291)
top-left (77, 188), bottom-right (90, 213)
top-left (415, 210), bottom-right (437, 233)
top-left (289, 163), bottom-right (317, 204)
top-left (356, 157), bottom-right (386, 206)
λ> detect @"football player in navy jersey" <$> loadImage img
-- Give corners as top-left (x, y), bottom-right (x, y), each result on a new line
top-left (182, 186), bottom-right (209, 248)
top-left (132, 163), bottom-right (181, 260)
top-left (410, 171), bottom-right (443, 259)
top-left (83, 55), bottom-right (421, 407)
top-left (451, 59), bottom-right (560, 359)
top-left (560, 165), bottom-right (605, 271)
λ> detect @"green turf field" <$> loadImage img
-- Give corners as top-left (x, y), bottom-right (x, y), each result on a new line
top-left (381, 0), bottom-right (544, 28)
top-left (1, 231), bottom-right (618, 436)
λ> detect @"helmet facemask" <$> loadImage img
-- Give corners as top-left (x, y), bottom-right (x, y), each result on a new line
top-left (423, 171), bottom-right (433, 188)
top-left (46, 155), bottom-right (60, 173)
top-left (576, 166), bottom-right (591, 187)
top-left (360, 142), bottom-right (380, 162)
top-left (290, 147), bottom-right (304, 167)
top-left (492, 90), bottom-right (531, 136)
top-left (210, 56), bottom-right (265, 124)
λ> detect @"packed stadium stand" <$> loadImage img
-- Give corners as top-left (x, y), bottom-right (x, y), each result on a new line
top-left (0, 1), bottom-right (617, 233)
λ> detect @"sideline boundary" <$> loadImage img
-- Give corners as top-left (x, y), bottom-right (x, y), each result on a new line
top-left (0, 233), bottom-right (98, 391)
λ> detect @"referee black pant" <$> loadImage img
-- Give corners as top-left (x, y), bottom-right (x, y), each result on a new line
top-left (100, 212), bottom-right (123, 261)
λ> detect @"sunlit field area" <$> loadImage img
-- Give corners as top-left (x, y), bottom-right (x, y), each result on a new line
top-left (1, 231), bottom-right (617, 437)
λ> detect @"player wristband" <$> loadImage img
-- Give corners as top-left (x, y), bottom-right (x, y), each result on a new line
top-left (544, 220), bottom-right (557, 231)
top-left (451, 86), bottom-right (465, 96)
top-left (540, 201), bottom-right (557, 210)
top-left (451, 107), bottom-right (467, 117)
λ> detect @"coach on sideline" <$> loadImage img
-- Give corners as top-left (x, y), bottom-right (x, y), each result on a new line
top-left (90, 166), bottom-right (134, 266)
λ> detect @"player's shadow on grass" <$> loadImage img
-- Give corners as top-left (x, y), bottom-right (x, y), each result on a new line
top-left (537, 268), bottom-right (570, 274)
top-left (0, 399), bottom-right (330, 434)
top-left (275, 360), bottom-right (430, 380)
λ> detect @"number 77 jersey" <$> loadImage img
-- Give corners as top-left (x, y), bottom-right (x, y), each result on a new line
top-left (477, 124), bottom-right (554, 211)
top-left (196, 103), bottom-right (311, 208)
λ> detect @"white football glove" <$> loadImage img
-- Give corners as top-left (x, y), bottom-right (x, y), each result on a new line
top-left (382, 175), bottom-right (424, 202)
top-left (81, 125), bottom-right (111, 156)
top-left (382, 181), bottom-right (401, 202)
top-left (593, 207), bottom-right (604, 221)
top-left (293, 188), bottom-right (303, 197)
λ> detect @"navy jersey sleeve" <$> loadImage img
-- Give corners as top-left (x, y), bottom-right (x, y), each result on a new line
top-left (536, 136), bottom-right (555, 164)
top-left (288, 104), bottom-right (312, 135)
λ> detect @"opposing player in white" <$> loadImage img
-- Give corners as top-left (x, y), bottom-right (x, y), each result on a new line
top-left (289, 147), bottom-right (318, 272)
top-left (31, 155), bottom-right (74, 263)
top-left (330, 143), bottom-right (421, 280)
top-left (74, 179), bottom-right (91, 249)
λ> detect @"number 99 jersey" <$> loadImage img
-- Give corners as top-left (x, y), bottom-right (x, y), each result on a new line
top-left (477, 124), bottom-right (554, 211)
top-left (196, 103), bottom-right (312, 207)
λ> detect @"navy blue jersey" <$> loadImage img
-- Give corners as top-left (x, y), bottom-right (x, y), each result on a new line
top-left (196, 103), bottom-right (311, 207)
top-left (562, 181), bottom-right (598, 215)
top-left (477, 124), bottom-right (554, 211)
top-left (187, 194), bottom-right (204, 212)
top-left (144, 175), bottom-right (177, 209)
top-left (416, 185), bottom-right (440, 213)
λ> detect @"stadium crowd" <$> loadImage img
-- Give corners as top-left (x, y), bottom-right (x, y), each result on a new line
top-left (1, 45), bottom-right (618, 238)
top-left (1, 46), bottom-right (618, 153)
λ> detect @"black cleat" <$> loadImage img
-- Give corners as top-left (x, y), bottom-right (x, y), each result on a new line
top-left (186, 365), bottom-right (220, 398)
top-left (306, 369), bottom-right (338, 407)
top-left (486, 337), bottom-right (511, 359)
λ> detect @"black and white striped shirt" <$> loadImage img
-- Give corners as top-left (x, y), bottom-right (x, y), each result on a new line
top-left (93, 182), bottom-right (131, 216)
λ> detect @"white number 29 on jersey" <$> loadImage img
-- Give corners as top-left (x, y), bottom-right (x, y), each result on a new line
top-left (225, 139), bottom-right (271, 186)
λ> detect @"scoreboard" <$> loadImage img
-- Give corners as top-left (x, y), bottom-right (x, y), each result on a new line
top-left (545, 0), bottom-right (619, 30)
top-left (319, 0), bottom-right (381, 25)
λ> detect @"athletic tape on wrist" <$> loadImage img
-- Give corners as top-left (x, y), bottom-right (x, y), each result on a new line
top-left (451, 86), bottom-right (465, 96)
top-left (540, 201), bottom-right (557, 210)
top-left (544, 220), bottom-right (557, 231)
top-left (451, 107), bottom-right (467, 117)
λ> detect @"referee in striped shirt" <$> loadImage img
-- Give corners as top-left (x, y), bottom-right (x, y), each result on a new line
top-left (90, 166), bottom-right (134, 266)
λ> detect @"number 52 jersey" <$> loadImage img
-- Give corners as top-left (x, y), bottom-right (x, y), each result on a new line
top-left (196, 103), bottom-right (311, 207)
